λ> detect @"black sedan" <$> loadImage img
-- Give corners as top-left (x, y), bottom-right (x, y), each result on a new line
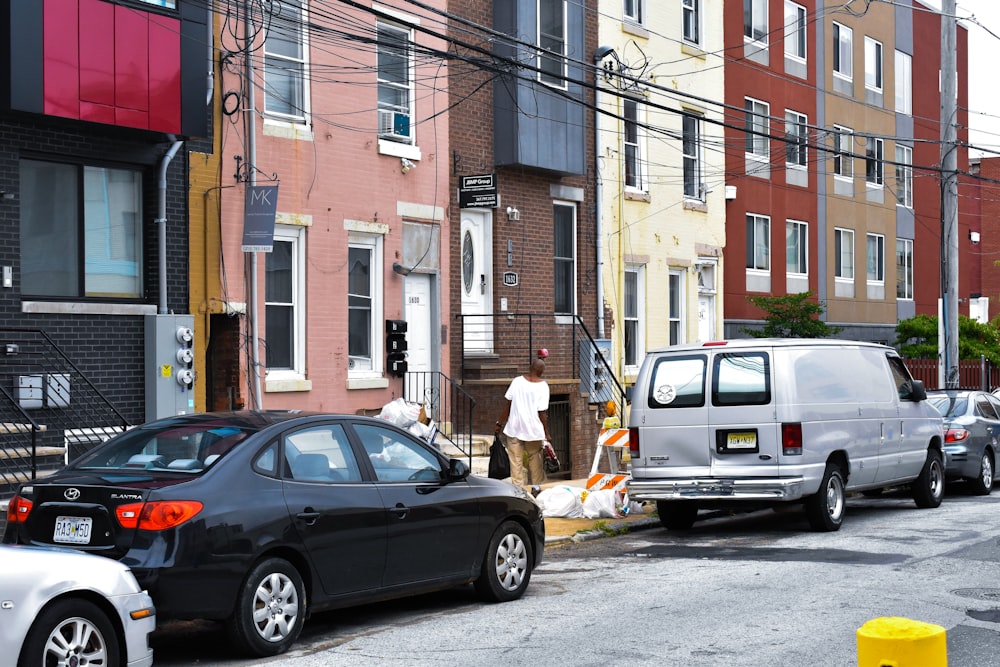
top-left (4, 411), bottom-right (544, 657)
top-left (927, 390), bottom-right (1000, 495)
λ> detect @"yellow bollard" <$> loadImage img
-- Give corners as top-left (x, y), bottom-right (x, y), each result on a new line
top-left (857, 616), bottom-right (947, 666)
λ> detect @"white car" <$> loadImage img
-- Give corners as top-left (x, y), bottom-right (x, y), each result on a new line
top-left (0, 544), bottom-right (155, 667)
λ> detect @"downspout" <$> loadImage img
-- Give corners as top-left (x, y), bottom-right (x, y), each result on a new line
top-left (594, 46), bottom-right (615, 339)
top-left (158, 138), bottom-right (184, 314)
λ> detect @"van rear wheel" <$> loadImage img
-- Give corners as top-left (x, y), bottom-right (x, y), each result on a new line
top-left (656, 500), bottom-right (698, 530)
top-left (805, 463), bottom-right (846, 532)
top-left (912, 449), bottom-right (945, 508)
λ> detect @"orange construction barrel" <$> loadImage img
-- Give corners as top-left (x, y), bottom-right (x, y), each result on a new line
top-left (857, 616), bottom-right (947, 666)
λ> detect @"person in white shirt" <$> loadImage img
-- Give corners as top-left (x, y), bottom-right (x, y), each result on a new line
top-left (495, 358), bottom-right (551, 487)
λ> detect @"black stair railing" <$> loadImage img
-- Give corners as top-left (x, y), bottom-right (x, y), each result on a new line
top-left (402, 371), bottom-right (475, 467)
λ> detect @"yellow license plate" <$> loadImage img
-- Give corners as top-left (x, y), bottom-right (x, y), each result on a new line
top-left (726, 432), bottom-right (757, 449)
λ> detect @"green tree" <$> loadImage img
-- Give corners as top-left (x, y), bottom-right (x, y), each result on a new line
top-left (895, 314), bottom-right (1000, 364)
top-left (741, 292), bottom-right (842, 338)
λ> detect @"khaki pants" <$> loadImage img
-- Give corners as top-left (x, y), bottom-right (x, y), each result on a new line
top-left (503, 434), bottom-right (545, 486)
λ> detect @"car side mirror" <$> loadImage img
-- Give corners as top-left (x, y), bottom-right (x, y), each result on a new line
top-left (448, 458), bottom-right (470, 481)
top-left (909, 380), bottom-right (927, 402)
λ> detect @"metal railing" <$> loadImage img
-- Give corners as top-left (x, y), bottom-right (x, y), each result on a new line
top-left (456, 313), bottom-right (628, 425)
top-left (403, 371), bottom-right (476, 466)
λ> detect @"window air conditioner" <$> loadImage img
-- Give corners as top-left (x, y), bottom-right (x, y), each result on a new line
top-left (378, 109), bottom-right (411, 141)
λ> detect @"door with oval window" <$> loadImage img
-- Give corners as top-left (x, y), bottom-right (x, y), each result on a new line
top-left (460, 210), bottom-right (493, 353)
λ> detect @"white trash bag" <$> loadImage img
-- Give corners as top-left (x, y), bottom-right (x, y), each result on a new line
top-left (378, 398), bottom-right (423, 428)
top-left (582, 488), bottom-right (622, 519)
top-left (536, 486), bottom-right (585, 518)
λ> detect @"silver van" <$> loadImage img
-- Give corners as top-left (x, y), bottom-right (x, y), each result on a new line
top-left (626, 339), bottom-right (945, 531)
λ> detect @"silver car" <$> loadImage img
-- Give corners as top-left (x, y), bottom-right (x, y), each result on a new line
top-left (0, 544), bottom-right (155, 667)
top-left (928, 389), bottom-right (1000, 495)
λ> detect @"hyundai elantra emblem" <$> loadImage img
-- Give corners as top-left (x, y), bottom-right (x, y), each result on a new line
top-left (64, 488), bottom-right (81, 501)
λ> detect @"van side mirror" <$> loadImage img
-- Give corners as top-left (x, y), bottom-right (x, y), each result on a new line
top-left (624, 386), bottom-right (633, 403)
top-left (908, 380), bottom-right (927, 401)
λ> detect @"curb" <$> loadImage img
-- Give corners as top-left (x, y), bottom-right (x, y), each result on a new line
top-left (545, 515), bottom-right (660, 547)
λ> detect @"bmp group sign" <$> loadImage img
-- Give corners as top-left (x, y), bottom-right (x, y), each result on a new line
top-left (458, 173), bottom-right (498, 208)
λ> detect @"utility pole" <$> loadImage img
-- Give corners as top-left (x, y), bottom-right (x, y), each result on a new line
top-left (245, 0), bottom-right (263, 408)
top-left (941, 0), bottom-right (959, 388)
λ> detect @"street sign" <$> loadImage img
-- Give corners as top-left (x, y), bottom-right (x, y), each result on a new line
top-left (458, 173), bottom-right (498, 208)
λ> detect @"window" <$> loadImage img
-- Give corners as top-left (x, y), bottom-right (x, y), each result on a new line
top-left (833, 22), bottom-right (852, 80)
top-left (348, 234), bottom-right (384, 374)
top-left (265, 226), bottom-right (306, 375)
top-left (835, 228), bottom-right (855, 280)
top-left (744, 0), bottom-right (767, 43)
top-left (833, 125), bottom-right (853, 178)
top-left (553, 202), bottom-right (576, 315)
top-left (896, 238), bottom-right (913, 299)
top-left (682, 0), bottom-right (700, 45)
top-left (19, 159), bottom-right (142, 299)
top-left (895, 145), bottom-right (913, 208)
top-left (866, 233), bottom-right (885, 283)
top-left (668, 270), bottom-right (685, 345)
top-left (784, 1), bottom-right (806, 60)
top-left (624, 0), bottom-right (643, 25)
top-left (139, 0), bottom-right (176, 7)
top-left (538, 0), bottom-right (567, 87)
top-left (895, 50), bottom-right (912, 114)
top-left (745, 98), bottom-right (770, 159)
top-left (786, 220), bottom-right (808, 275)
top-left (713, 353), bottom-right (770, 406)
top-left (264, 0), bottom-right (307, 121)
top-left (355, 424), bottom-right (442, 483)
top-left (649, 355), bottom-right (706, 408)
top-left (865, 136), bottom-right (883, 186)
top-left (746, 214), bottom-right (770, 271)
top-left (624, 99), bottom-right (646, 191)
top-left (377, 22), bottom-right (414, 144)
top-left (785, 110), bottom-right (807, 168)
top-left (284, 424), bottom-right (363, 483)
top-left (683, 113), bottom-right (703, 199)
top-left (865, 37), bottom-right (883, 92)
top-left (624, 266), bottom-right (645, 371)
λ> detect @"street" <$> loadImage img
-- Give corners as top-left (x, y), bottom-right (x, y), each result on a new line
top-left (152, 484), bottom-right (1000, 666)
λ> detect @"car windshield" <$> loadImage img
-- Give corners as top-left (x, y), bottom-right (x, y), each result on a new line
top-left (927, 395), bottom-right (968, 418)
top-left (72, 420), bottom-right (255, 473)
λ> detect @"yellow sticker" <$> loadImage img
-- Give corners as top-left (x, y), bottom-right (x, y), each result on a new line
top-left (161, 364), bottom-right (173, 377)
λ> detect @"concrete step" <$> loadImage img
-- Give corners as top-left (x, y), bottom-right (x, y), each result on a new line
top-left (437, 434), bottom-right (493, 459)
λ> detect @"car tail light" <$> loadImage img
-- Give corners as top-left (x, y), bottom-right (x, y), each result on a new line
top-left (782, 423), bottom-right (803, 456)
top-left (116, 501), bottom-right (203, 530)
top-left (6, 494), bottom-right (32, 523)
top-left (945, 428), bottom-right (970, 443)
top-left (628, 427), bottom-right (640, 458)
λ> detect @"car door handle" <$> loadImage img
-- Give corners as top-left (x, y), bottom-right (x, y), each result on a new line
top-left (296, 509), bottom-right (320, 526)
top-left (389, 503), bottom-right (409, 519)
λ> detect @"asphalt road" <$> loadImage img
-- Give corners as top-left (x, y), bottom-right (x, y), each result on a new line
top-left (151, 483), bottom-right (1000, 666)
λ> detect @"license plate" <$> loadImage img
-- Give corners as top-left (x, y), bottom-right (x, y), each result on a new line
top-left (53, 516), bottom-right (93, 545)
top-left (727, 432), bottom-right (757, 449)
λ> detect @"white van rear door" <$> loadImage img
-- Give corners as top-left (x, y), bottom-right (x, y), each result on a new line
top-left (708, 350), bottom-right (781, 475)
top-left (635, 354), bottom-right (712, 473)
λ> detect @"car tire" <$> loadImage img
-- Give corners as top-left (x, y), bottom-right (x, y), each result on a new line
top-left (912, 449), bottom-right (945, 508)
top-left (656, 500), bottom-right (698, 530)
top-left (226, 557), bottom-right (306, 657)
top-left (18, 598), bottom-right (120, 667)
top-left (969, 449), bottom-right (994, 496)
top-left (474, 520), bottom-right (533, 603)
top-left (805, 463), bottom-right (846, 532)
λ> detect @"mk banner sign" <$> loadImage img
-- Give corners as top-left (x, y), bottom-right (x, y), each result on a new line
top-left (242, 185), bottom-right (279, 252)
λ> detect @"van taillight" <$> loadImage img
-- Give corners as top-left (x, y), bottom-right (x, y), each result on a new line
top-left (628, 427), bottom-right (640, 458)
top-left (7, 494), bottom-right (33, 523)
top-left (781, 423), bottom-right (803, 456)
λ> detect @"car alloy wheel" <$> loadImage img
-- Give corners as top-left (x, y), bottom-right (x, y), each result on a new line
top-left (18, 599), bottom-right (119, 667)
top-left (227, 557), bottom-right (305, 657)
top-left (475, 521), bottom-right (533, 603)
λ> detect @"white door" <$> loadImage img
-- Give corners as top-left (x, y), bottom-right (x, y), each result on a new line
top-left (403, 273), bottom-right (433, 373)
top-left (698, 294), bottom-right (716, 342)
top-left (460, 210), bottom-right (493, 353)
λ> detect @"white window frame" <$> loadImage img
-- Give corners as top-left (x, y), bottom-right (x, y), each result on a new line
top-left (624, 0), bottom-right (643, 25)
top-left (865, 36), bottom-right (883, 93)
top-left (538, 0), bottom-right (567, 89)
top-left (745, 97), bottom-right (770, 162)
top-left (866, 233), bottom-right (885, 285)
top-left (623, 98), bottom-right (647, 192)
top-left (866, 136), bottom-right (884, 187)
top-left (348, 233), bottom-right (385, 379)
top-left (263, 0), bottom-right (310, 124)
top-left (746, 213), bottom-right (771, 272)
top-left (624, 264), bottom-right (646, 374)
top-left (785, 109), bottom-right (808, 169)
top-left (682, 0), bottom-right (701, 46)
top-left (744, 0), bottom-right (768, 45)
top-left (895, 144), bottom-right (913, 208)
top-left (668, 270), bottom-right (686, 346)
top-left (553, 201), bottom-right (577, 317)
top-left (265, 225), bottom-right (307, 382)
top-left (834, 227), bottom-right (855, 281)
top-left (896, 238), bottom-right (914, 300)
top-left (833, 125), bottom-right (853, 179)
top-left (786, 220), bottom-right (808, 276)
top-left (784, 1), bottom-right (807, 61)
top-left (833, 22), bottom-right (853, 82)
top-left (895, 50), bottom-right (912, 114)
top-left (683, 112), bottom-right (703, 200)
top-left (377, 21), bottom-right (416, 146)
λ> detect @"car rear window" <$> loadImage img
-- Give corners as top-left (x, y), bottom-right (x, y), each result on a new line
top-left (647, 355), bottom-right (706, 408)
top-left (928, 395), bottom-right (967, 417)
top-left (712, 352), bottom-right (771, 406)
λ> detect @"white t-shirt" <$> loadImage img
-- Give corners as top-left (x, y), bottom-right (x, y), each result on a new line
top-left (503, 375), bottom-right (549, 441)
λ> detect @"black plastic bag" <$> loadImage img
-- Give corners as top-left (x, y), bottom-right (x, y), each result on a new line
top-left (488, 434), bottom-right (511, 479)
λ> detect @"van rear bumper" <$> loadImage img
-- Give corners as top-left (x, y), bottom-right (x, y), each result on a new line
top-left (627, 477), bottom-right (806, 501)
